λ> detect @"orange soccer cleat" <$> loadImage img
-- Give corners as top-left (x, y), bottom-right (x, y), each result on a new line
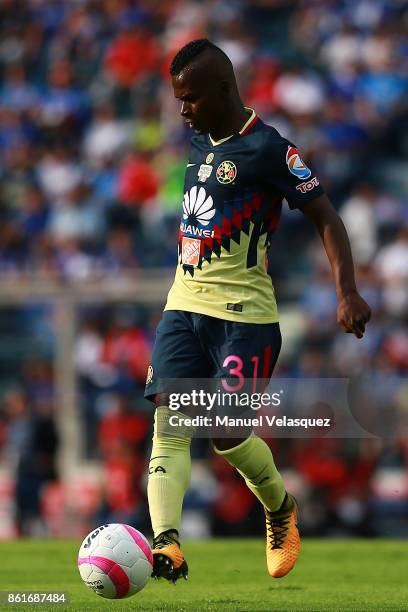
top-left (265, 493), bottom-right (300, 578)
top-left (152, 530), bottom-right (188, 583)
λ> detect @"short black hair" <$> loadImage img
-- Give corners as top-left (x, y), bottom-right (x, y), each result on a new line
top-left (170, 38), bottom-right (227, 76)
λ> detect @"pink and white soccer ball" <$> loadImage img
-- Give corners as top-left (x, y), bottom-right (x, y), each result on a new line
top-left (78, 524), bottom-right (153, 599)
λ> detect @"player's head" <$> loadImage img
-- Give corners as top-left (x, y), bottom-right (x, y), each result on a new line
top-left (170, 39), bottom-right (240, 134)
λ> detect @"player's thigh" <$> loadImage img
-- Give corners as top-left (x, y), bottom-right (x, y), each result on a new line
top-left (145, 310), bottom-right (211, 401)
top-left (206, 319), bottom-right (282, 388)
top-left (207, 320), bottom-right (281, 445)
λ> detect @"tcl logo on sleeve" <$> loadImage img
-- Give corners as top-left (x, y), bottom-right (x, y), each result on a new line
top-left (296, 177), bottom-right (320, 193)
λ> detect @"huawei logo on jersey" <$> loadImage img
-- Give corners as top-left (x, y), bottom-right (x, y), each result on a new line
top-left (183, 186), bottom-right (216, 226)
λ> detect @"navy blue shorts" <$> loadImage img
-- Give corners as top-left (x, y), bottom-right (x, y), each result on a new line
top-left (144, 310), bottom-right (281, 400)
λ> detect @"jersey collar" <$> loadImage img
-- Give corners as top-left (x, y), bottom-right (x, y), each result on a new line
top-left (208, 107), bottom-right (258, 147)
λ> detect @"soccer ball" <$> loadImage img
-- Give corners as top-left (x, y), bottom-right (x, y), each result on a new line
top-left (77, 524), bottom-right (153, 599)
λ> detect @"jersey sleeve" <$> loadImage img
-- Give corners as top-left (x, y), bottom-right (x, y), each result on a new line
top-left (263, 134), bottom-right (325, 209)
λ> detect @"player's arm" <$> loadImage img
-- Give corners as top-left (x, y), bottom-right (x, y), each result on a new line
top-left (301, 193), bottom-right (371, 339)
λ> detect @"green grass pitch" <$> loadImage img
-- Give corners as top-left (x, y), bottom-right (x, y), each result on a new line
top-left (1, 539), bottom-right (406, 611)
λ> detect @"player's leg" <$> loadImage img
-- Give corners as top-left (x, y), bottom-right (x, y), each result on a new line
top-left (213, 435), bottom-right (299, 577)
top-left (144, 311), bottom-right (209, 582)
top-left (207, 319), bottom-right (300, 577)
top-left (147, 398), bottom-right (192, 582)
top-left (212, 434), bottom-right (285, 511)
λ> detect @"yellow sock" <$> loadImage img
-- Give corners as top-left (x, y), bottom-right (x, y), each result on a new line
top-left (214, 435), bottom-right (285, 512)
top-left (147, 407), bottom-right (192, 538)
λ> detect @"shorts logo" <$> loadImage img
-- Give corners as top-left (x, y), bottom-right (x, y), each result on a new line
top-left (181, 236), bottom-right (201, 267)
top-left (296, 176), bottom-right (320, 193)
top-left (183, 186), bottom-right (215, 226)
top-left (286, 146), bottom-right (311, 180)
top-left (216, 160), bottom-right (237, 184)
top-left (146, 365), bottom-right (154, 385)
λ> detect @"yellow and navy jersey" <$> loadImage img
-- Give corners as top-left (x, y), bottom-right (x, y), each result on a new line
top-left (165, 109), bottom-right (324, 323)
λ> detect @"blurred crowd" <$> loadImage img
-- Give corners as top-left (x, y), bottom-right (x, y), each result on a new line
top-left (1, 341), bottom-right (407, 539)
top-left (0, 0), bottom-right (407, 538)
top-left (0, 0), bottom-right (407, 279)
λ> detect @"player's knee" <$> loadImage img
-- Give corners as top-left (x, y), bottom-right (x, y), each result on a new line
top-left (154, 406), bottom-right (195, 442)
top-left (151, 393), bottom-right (170, 407)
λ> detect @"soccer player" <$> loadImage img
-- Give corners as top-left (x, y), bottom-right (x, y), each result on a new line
top-left (144, 39), bottom-right (371, 582)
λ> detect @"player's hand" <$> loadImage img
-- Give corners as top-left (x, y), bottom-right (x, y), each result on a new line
top-left (337, 291), bottom-right (371, 339)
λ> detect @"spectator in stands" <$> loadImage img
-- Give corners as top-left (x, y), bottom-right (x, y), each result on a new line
top-left (375, 224), bottom-right (408, 317)
top-left (3, 387), bottom-right (58, 536)
top-left (340, 183), bottom-right (379, 265)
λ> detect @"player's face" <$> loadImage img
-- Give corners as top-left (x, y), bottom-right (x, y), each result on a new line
top-left (172, 71), bottom-right (223, 135)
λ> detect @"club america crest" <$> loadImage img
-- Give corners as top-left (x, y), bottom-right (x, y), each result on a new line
top-left (216, 160), bottom-right (237, 184)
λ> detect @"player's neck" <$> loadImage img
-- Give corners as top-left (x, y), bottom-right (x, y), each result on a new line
top-left (210, 104), bottom-right (250, 141)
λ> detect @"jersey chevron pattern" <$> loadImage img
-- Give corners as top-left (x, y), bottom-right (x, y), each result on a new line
top-left (165, 109), bottom-right (324, 323)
